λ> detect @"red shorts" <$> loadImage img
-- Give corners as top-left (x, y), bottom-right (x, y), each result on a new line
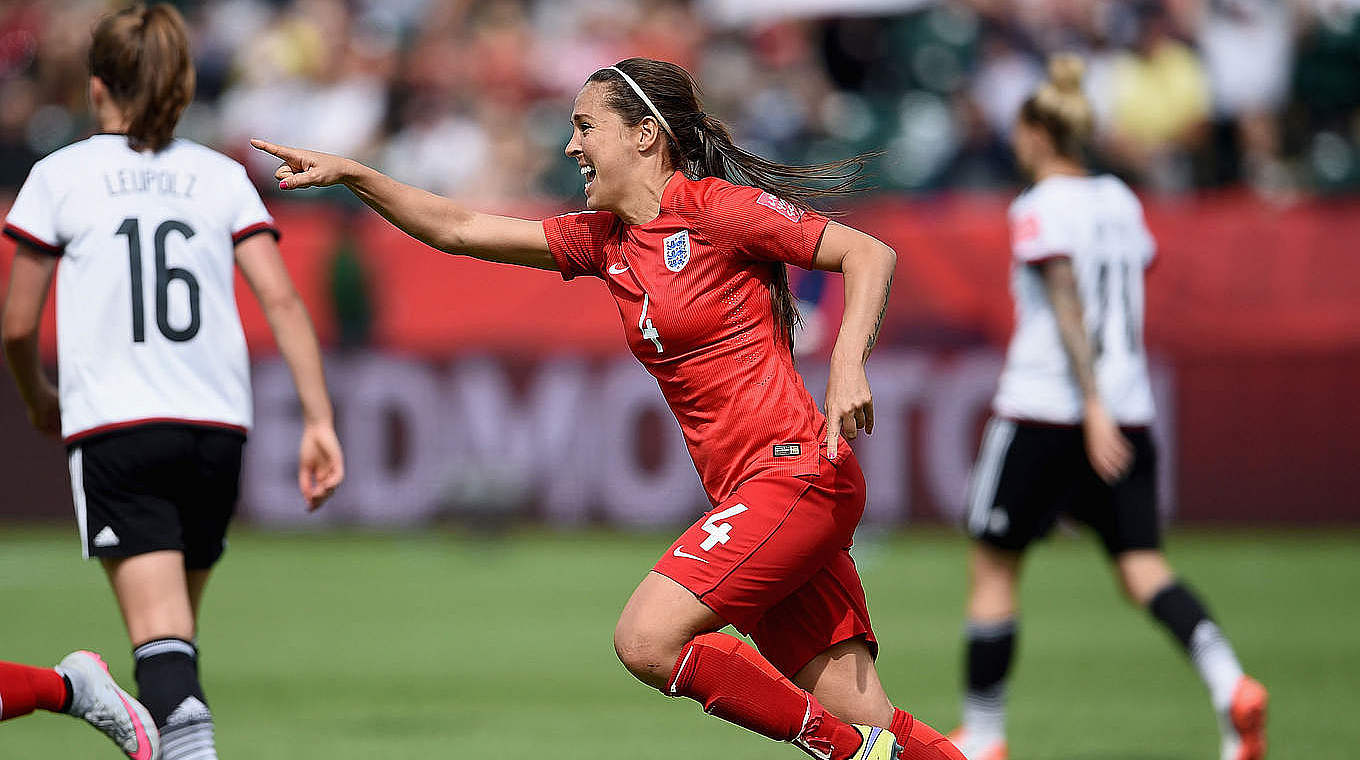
top-left (652, 447), bottom-right (876, 677)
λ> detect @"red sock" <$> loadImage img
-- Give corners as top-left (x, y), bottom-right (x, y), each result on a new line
top-left (667, 632), bottom-right (865, 759)
top-left (0, 661), bottom-right (69, 720)
top-left (890, 708), bottom-right (966, 760)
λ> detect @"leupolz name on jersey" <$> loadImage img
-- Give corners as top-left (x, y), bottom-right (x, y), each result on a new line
top-left (103, 168), bottom-right (198, 199)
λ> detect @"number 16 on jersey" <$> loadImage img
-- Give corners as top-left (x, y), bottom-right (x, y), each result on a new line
top-left (116, 216), bottom-right (201, 343)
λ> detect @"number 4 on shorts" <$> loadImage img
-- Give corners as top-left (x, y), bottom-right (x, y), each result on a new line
top-left (700, 504), bottom-right (747, 551)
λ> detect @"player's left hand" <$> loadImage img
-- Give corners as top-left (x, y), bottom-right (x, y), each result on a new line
top-left (25, 380), bottom-right (60, 440)
top-left (1083, 399), bottom-right (1133, 484)
top-left (298, 421), bottom-right (345, 511)
top-left (825, 359), bottom-right (874, 460)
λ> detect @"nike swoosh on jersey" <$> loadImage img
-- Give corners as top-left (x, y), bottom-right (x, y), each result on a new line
top-left (608, 263), bottom-right (630, 275)
top-left (672, 546), bottom-right (709, 563)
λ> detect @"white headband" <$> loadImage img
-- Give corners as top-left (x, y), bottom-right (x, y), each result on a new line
top-left (607, 65), bottom-right (678, 144)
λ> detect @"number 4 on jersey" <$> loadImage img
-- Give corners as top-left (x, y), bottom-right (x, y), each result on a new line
top-left (638, 293), bottom-right (663, 353)
top-left (699, 504), bottom-right (747, 551)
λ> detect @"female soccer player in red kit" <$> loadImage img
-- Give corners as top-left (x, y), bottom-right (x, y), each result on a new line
top-left (253, 58), bottom-right (962, 760)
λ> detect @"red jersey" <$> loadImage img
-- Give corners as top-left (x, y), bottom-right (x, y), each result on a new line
top-left (543, 172), bottom-right (832, 505)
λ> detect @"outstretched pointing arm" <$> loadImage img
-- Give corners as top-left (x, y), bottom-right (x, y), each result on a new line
top-left (251, 139), bottom-right (555, 270)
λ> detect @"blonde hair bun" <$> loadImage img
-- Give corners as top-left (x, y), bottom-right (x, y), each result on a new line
top-left (1023, 52), bottom-right (1094, 156)
top-left (1047, 54), bottom-right (1085, 94)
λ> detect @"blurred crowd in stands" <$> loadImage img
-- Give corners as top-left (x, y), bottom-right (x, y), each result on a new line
top-left (1, 0), bottom-right (1358, 203)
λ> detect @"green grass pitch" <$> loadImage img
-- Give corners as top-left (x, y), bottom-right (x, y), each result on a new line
top-left (2, 526), bottom-right (1356, 758)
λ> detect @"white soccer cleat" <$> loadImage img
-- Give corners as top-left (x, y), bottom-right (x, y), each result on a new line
top-left (57, 650), bottom-right (161, 760)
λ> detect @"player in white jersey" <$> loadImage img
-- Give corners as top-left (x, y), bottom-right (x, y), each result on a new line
top-left (0, 6), bottom-right (343, 760)
top-left (948, 57), bottom-right (1266, 760)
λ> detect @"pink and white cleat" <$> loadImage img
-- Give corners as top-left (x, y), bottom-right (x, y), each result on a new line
top-left (56, 651), bottom-right (160, 760)
top-left (1221, 675), bottom-right (1268, 760)
top-left (946, 727), bottom-right (1007, 760)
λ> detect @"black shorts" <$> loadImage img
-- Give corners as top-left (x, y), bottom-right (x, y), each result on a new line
top-left (67, 424), bottom-right (245, 569)
top-left (964, 417), bottom-right (1160, 556)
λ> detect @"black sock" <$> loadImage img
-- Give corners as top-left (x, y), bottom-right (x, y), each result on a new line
top-left (962, 618), bottom-right (1016, 737)
top-left (132, 638), bottom-right (208, 728)
top-left (1147, 581), bottom-right (1211, 651)
top-left (1147, 580), bottom-right (1245, 711)
top-left (966, 618), bottom-right (1017, 692)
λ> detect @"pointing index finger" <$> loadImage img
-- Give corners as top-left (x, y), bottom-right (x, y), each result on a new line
top-left (249, 138), bottom-right (289, 160)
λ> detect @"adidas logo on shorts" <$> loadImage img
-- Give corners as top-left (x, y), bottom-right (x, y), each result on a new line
top-left (93, 526), bottom-right (121, 547)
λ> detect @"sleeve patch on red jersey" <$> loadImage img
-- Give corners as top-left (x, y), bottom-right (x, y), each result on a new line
top-left (1012, 213), bottom-right (1040, 244)
top-left (756, 192), bottom-right (804, 222)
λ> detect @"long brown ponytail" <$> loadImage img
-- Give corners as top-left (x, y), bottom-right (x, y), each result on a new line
top-left (587, 58), bottom-right (872, 350)
top-left (88, 3), bottom-right (195, 153)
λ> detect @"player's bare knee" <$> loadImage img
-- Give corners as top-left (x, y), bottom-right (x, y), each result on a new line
top-left (1116, 551), bottom-right (1174, 606)
top-left (612, 622), bottom-right (677, 688)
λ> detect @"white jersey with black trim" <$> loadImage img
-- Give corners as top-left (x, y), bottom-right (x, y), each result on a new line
top-left (4, 135), bottom-right (278, 442)
top-left (993, 174), bottom-right (1156, 425)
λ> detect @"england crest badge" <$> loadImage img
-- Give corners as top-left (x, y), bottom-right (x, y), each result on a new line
top-left (663, 230), bottom-right (690, 272)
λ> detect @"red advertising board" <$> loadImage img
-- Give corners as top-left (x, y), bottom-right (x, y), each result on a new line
top-left (1, 193), bottom-right (1356, 523)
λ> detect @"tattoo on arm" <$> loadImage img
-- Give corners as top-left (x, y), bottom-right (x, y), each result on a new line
top-left (1041, 260), bottom-right (1098, 400)
top-left (864, 271), bottom-right (893, 360)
